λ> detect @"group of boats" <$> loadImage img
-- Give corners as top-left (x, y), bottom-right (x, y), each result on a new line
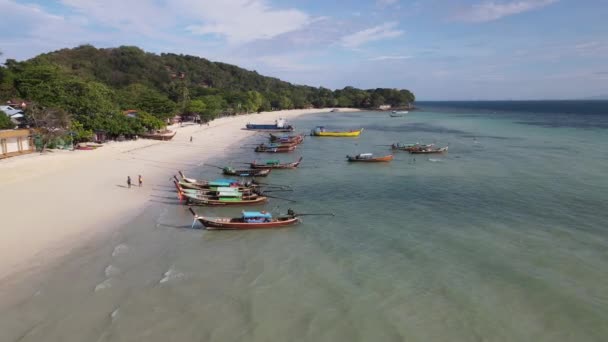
top-left (181, 117), bottom-right (449, 229)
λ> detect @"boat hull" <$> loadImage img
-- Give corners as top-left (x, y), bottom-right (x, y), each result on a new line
top-left (222, 168), bottom-right (271, 177)
top-left (140, 131), bottom-right (176, 141)
top-left (347, 154), bottom-right (394, 162)
top-left (312, 128), bottom-right (363, 137)
top-left (197, 216), bottom-right (300, 230)
top-left (249, 157), bottom-right (303, 169)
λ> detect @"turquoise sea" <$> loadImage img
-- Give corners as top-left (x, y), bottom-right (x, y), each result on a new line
top-left (2, 101), bottom-right (608, 341)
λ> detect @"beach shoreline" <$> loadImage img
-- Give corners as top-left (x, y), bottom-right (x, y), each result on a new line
top-left (0, 108), bottom-right (359, 281)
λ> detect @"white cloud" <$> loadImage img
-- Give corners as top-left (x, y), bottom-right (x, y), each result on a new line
top-left (369, 55), bottom-right (412, 61)
top-left (181, 0), bottom-right (311, 43)
top-left (454, 0), bottom-right (558, 23)
top-left (341, 22), bottom-right (404, 48)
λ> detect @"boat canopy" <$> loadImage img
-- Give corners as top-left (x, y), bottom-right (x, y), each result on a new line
top-left (358, 153), bottom-right (373, 158)
top-left (216, 187), bottom-right (239, 193)
top-left (242, 211), bottom-right (272, 219)
top-left (209, 179), bottom-right (236, 187)
top-left (218, 191), bottom-right (242, 197)
top-left (265, 160), bottom-right (280, 165)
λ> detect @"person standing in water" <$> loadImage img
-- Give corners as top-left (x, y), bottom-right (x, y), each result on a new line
top-left (127, 176), bottom-right (132, 188)
top-left (138, 175), bottom-right (143, 187)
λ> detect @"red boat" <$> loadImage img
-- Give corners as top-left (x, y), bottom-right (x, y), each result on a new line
top-left (189, 208), bottom-right (300, 230)
top-left (249, 157), bottom-right (303, 169)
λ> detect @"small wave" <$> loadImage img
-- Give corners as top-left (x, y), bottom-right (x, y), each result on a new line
top-left (428, 158), bottom-right (443, 162)
top-left (110, 308), bottom-right (120, 322)
top-left (105, 265), bottom-right (121, 277)
top-left (159, 266), bottom-right (185, 284)
top-left (112, 244), bottom-right (129, 257)
top-left (95, 279), bottom-right (112, 292)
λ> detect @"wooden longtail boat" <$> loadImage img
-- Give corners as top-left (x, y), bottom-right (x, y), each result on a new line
top-left (176, 173), bottom-right (257, 191)
top-left (222, 167), bottom-right (271, 177)
top-left (409, 146), bottom-right (449, 154)
top-left (255, 144), bottom-right (296, 153)
top-left (189, 208), bottom-right (300, 230)
top-left (140, 130), bottom-right (176, 141)
top-left (249, 157), bottom-right (303, 169)
top-left (391, 143), bottom-right (435, 152)
top-left (346, 153), bottom-right (394, 162)
top-left (176, 184), bottom-right (267, 206)
top-left (268, 134), bottom-right (304, 144)
top-left (311, 127), bottom-right (363, 137)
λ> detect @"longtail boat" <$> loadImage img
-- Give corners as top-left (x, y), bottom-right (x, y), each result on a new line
top-left (245, 118), bottom-right (294, 132)
top-left (255, 144), bottom-right (296, 153)
top-left (140, 130), bottom-right (176, 141)
top-left (391, 143), bottom-right (435, 152)
top-left (409, 146), bottom-right (448, 154)
top-left (249, 157), bottom-right (303, 169)
top-left (189, 208), bottom-right (299, 230)
top-left (311, 126), bottom-right (363, 137)
top-left (268, 134), bottom-right (304, 144)
top-left (177, 185), bottom-right (267, 206)
top-left (222, 167), bottom-right (271, 177)
top-left (346, 153), bottom-right (394, 162)
top-left (176, 173), bottom-right (257, 191)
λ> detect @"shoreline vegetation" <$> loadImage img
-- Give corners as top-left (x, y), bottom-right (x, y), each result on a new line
top-left (0, 45), bottom-right (414, 150)
top-left (0, 108), bottom-right (359, 283)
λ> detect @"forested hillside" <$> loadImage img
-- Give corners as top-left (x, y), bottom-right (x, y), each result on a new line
top-left (0, 45), bottom-right (414, 141)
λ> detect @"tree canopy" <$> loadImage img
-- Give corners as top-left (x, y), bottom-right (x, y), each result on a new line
top-left (0, 45), bottom-right (415, 141)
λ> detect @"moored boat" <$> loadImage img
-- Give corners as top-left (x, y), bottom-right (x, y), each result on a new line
top-left (268, 133), bottom-right (304, 144)
top-left (391, 143), bottom-right (435, 152)
top-left (346, 153), bottom-right (394, 162)
top-left (189, 208), bottom-right (300, 230)
top-left (222, 167), bottom-right (271, 177)
top-left (249, 157), bottom-right (303, 169)
top-left (255, 144), bottom-right (297, 153)
top-left (409, 146), bottom-right (449, 154)
top-left (140, 130), bottom-right (176, 141)
top-left (245, 118), bottom-right (294, 132)
top-left (311, 126), bottom-right (363, 137)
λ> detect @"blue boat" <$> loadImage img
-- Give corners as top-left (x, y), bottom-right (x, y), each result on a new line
top-left (245, 118), bottom-right (294, 132)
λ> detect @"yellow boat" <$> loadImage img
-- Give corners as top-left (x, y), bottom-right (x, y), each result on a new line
top-left (311, 127), bottom-right (364, 137)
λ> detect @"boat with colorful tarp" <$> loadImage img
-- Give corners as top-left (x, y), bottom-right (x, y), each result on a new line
top-left (346, 153), bottom-right (394, 162)
top-left (178, 186), bottom-right (267, 206)
top-left (188, 208), bottom-right (300, 230)
top-left (311, 126), bottom-right (363, 137)
top-left (409, 146), bottom-right (449, 154)
top-left (176, 173), bottom-right (257, 191)
top-left (222, 167), bottom-right (271, 177)
top-left (245, 118), bottom-right (294, 132)
top-left (249, 157), bottom-right (303, 169)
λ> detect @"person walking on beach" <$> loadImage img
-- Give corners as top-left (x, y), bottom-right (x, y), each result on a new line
top-left (138, 175), bottom-right (143, 187)
top-left (190, 136), bottom-right (193, 142)
top-left (127, 176), bottom-right (132, 188)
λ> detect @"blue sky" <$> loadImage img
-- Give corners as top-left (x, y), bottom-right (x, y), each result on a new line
top-left (1, 0), bottom-right (607, 100)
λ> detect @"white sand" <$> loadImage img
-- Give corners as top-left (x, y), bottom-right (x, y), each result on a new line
top-left (0, 108), bottom-right (358, 279)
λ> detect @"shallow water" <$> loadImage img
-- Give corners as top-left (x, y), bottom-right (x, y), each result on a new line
top-left (2, 103), bottom-right (608, 341)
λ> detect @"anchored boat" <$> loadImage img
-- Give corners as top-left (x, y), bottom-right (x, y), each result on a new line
top-left (249, 157), bottom-right (303, 169)
top-left (311, 126), bottom-right (363, 137)
top-left (189, 208), bottom-right (300, 230)
top-left (245, 118), bottom-right (294, 132)
top-left (346, 153), bottom-right (394, 162)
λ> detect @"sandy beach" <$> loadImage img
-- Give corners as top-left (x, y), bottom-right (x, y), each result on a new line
top-left (0, 108), bottom-right (356, 281)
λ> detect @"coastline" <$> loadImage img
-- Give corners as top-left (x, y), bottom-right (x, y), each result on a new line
top-left (0, 108), bottom-right (359, 281)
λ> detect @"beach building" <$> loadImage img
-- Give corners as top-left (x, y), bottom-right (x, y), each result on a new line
top-left (0, 129), bottom-right (34, 158)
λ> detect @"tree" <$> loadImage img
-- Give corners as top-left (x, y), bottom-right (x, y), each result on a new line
top-left (200, 95), bottom-right (225, 121)
top-left (27, 104), bottom-right (71, 152)
top-left (70, 120), bottom-right (94, 142)
top-left (137, 111), bottom-right (166, 131)
top-left (185, 99), bottom-right (206, 114)
top-left (0, 110), bottom-right (14, 129)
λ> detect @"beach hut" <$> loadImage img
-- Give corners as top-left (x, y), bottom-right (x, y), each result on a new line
top-left (0, 129), bottom-right (34, 159)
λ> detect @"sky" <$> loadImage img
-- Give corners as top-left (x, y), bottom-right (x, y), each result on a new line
top-left (0, 0), bottom-right (607, 100)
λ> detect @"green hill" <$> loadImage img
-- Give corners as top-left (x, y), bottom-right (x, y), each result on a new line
top-left (0, 45), bottom-right (414, 139)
